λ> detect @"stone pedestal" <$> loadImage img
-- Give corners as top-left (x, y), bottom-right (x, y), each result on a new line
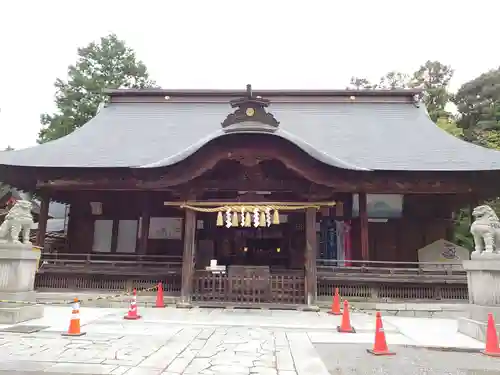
top-left (457, 258), bottom-right (500, 342)
top-left (0, 243), bottom-right (44, 324)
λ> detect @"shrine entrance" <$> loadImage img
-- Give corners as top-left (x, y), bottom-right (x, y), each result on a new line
top-left (177, 202), bottom-right (331, 307)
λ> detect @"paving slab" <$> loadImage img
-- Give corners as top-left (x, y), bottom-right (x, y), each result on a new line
top-left (315, 343), bottom-right (500, 374)
top-left (0, 305), bottom-right (492, 374)
top-left (95, 307), bottom-right (397, 333)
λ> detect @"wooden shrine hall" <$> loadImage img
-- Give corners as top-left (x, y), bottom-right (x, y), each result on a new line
top-left (2, 85), bottom-right (500, 306)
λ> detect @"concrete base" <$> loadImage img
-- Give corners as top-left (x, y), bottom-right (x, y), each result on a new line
top-left (457, 304), bottom-right (500, 341)
top-left (176, 302), bottom-right (193, 309)
top-left (0, 243), bottom-right (44, 324)
top-left (0, 303), bottom-right (44, 324)
top-left (300, 305), bottom-right (320, 312)
top-left (462, 259), bottom-right (500, 305)
top-left (458, 259), bottom-right (500, 341)
top-left (458, 317), bottom-right (500, 343)
top-left (0, 291), bottom-right (36, 303)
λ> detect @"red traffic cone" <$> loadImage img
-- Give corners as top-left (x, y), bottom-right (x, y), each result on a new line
top-left (482, 313), bottom-right (500, 357)
top-left (327, 287), bottom-right (342, 315)
top-left (367, 312), bottom-right (395, 356)
top-left (62, 298), bottom-right (86, 337)
top-left (124, 289), bottom-right (141, 320)
top-left (337, 300), bottom-right (356, 333)
top-left (154, 282), bottom-right (165, 308)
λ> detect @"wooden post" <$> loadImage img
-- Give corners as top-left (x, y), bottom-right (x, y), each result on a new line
top-left (138, 196), bottom-right (150, 255)
top-left (305, 207), bottom-right (318, 307)
top-left (36, 192), bottom-right (50, 248)
top-left (179, 208), bottom-right (196, 307)
top-left (468, 195), bottom-right (478, 227)
top-left (359, 192), bottom-right (369, 262)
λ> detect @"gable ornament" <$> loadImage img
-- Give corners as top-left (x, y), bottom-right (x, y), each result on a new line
top-left (221, 84), bottom-right (280, 132)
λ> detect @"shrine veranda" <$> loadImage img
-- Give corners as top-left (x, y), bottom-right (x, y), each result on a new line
top-left (2, 87), bottom-right (500, 305)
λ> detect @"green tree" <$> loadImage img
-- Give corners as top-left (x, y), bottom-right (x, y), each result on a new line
top-left (378, 71), bottom-right (410, 89)
top-left (411, 60), bottom-right (454, 122)
top-left (349, 60), bottom-right (454, 123)
top-left (38, 34), bottom-right (156, 143)
top-left (349, 71), bottom-right (410, 90)
top-left (454, 68), bottom-right (500, 148)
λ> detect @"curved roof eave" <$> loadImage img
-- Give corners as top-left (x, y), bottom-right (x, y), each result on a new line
top-left (137, 125), bottom-right (371, 171)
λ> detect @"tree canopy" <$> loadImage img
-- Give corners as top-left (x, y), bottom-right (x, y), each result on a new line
top-left (453, 67), bottom-right (500, 148)
top-left (349, 60), bottom-right (454, 122)
top-left (38, 34), bottom-right (156, 143)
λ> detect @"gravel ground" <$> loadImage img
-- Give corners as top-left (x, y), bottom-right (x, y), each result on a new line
top-left (315, 344), bottom-right (500, 375)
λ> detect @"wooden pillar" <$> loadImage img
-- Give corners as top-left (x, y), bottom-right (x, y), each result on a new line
top-left (36, 192), bottom-right (50, 248)
top-left (305, 207), bottom-right (318, 306)
top-left (359, 192), bottom-right (369, 262)
top-left (180, 208), bottom-right (196, 306)
top-left (138, 196), bottom-right (150, 255)
top-left (468, 195), bottom-right (479, 227)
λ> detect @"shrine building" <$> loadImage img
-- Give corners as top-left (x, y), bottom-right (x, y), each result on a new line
top-left (1, 85), bottom-right (500, 306)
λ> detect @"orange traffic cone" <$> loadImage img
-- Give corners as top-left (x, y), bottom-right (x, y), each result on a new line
top-left (61, 298), bottom-right (86, 337)
top-left (482, 313), bottom-right (500, 357)
top-left (327, 287), bottom-right (342, 315)
top-left (337, 300), bottom-right (356, 333)
top-left (124, 289), bottom-right (141, 320)
top-left (367, 312), bottom-right (395, 356)
top-left (154, 282), bottom-right (165, 308)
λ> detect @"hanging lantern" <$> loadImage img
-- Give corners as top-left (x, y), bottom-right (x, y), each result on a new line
top-left (259, 211), bottom-right (266, 227)
top-left (253, 207), bottom-right (260, 227)
top-left (225, 208), bottom-right (232, 228)
top-left (245, 212), bottom-right (252, 227)
top-left (265, 207), bottom-right (271, 227)
top-left (272, 209), bottom-right (280, 225)
top-left (240, 207), bottom-right (246, 227)
top-left (216, 211), bottom-right (223, 226)
top-left (232, 211), bottom-right (239, 227)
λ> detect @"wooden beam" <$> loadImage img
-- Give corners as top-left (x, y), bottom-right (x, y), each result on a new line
top-left (359, 192), bottom-right (369, 262)
top-left (37, 176), bottom-right (478, 194)
top-left (305, 207), bottom-right (318, 306)
top-left (36, 192), bottom-right (50, 248)
top-left (179, 208), bottom-right (196, 306)
top-left (138, 194), bottom-right (151, 255)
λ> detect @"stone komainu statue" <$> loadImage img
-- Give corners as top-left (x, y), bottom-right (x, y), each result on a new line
top-left (470, 204), bottom-right (500, 256)
top-left (0, 200), bottom-right (33, 245)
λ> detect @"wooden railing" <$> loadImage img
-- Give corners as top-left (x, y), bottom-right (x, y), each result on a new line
top-left (34, 253), bottom-right (469, 301)
top-left (35, 252), bottom-right (182, 293)
top-left (38, 252), bottom-right (182, 272)
top-left (316, 259), bottom-right (468, 301)
top-left (192, 270), bottom-right (305, 305)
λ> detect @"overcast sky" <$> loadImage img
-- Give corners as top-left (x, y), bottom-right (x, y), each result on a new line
top-left (1, 0), bottom-right (499, 150)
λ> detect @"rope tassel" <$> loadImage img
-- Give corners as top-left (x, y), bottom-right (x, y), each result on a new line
top-left (245, 212), bottom-right (252, 227)
top-left (259, 211), bottom-right (266, 227)
top-left (232, 211), bottom-right (239, 227)
top-left (272, 209), bottom-right (280, 224)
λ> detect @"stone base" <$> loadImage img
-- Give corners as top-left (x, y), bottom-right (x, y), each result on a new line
top-left (0, 304), bottom-right (44, 324)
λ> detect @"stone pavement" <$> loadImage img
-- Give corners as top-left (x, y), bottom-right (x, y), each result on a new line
top-left (0, 306), bottom-right (494, 374)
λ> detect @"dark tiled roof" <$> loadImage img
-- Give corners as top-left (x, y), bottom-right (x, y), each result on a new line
top-left (2, 93), bottom-right (500, 171)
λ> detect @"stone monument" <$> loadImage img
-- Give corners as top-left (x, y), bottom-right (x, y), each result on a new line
top-left (458, 205), bottom-right (500, 341)
top-left (0, 200), bottom-right (44, 323)
top-left (417, 239), bottom-right (469, 269)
